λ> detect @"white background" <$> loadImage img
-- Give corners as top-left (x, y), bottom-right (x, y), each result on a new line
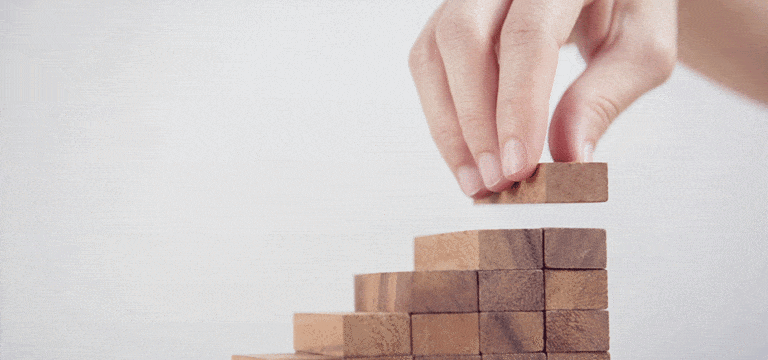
top-left (1, 1), bottom-right (767, 359)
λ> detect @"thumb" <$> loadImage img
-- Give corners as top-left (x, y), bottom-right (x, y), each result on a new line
top-left (549, 35), bottom-right (677, 162)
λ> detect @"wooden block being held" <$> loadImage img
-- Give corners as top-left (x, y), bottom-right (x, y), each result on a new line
top-left (479, 311), bottom-right (544, 354)
top-left (544, 228), bottom-right (606, 269)
top-left (233, 355), bottom-right (413, 360)
top-left (481, 355), bottom-right (546, 360)
top-left (354, 270), bottom-right (478, 313)
top-left (479, 270), bottom-right (544, 311)
top-left (545, 270), bottom-right (608, 310)
top-left (412, 313), bottom-right (480, 355)
top-left (474, 163), bottom-right (608, 204)
top-left (546, 353), bottom-right (610, 360)
top-left (414, 229), bottom-right (543, 271)
top-left (293, 313), bottom-right (411, 357)
top-left (546, 310), bottom-right (609, 352)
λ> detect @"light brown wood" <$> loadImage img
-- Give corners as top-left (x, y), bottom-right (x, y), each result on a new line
top-left (411, 313), bottom-right (480, 355)
top-left (546, 353), bottom-right (610, 360)
top-left (414, 229), bottom-right (543, 271)
top-left (545, 270), bottom-right (608, 310)
top-left (415, 356), bottom-right (482, 360)
top-left (232, 355), bottom-right (414, 360)
top-left (545, 310), bottom-right (609, 352)
top-left (293, 313), bottom-right (411, 357)
top-left (481, 354), bottom-right (546, 360)
top-left (479, 312), bottom-right (544, 354)
top-left (474, 163), bottom-right (608, 204)
top-left (479, 270), bottom-right (544, 311)
top-left (544, 228), bottom-right (606, 269)
top-left (354, 271), bottom-right (478, 314)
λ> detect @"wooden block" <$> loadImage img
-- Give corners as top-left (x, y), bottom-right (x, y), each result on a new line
top-left (414, 229), bottom-right (543, 271)
top-left (412, 313), bottom-right (480, 355)
top-left (479, 312), bottom-right (544, 353)
top-left (545, 310), bottom-right (609, 352)
top-left (293, 313), bottom-right (411, 357)
top-left (479, 270), bottom-right (544, 311)
top-left (544, 228), bottom-right (606, 269)
top-left (481, 354), bottom-right (546, 360)
top-left (545, 270), bottom-right (608, 310)
top-left (546, 353), bottom-right (610, 360)
top-left (233, 355), bottom-right (413, 360)
top-left (415, 356), bottom-right (481, 360)
top-left (474, 163), bottom-right (608, 204)
top-left (355, 271), bottom-right (478, 313)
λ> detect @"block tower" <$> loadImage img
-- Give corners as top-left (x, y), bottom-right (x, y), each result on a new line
top-left (234, 162), bottom-right (610, 360)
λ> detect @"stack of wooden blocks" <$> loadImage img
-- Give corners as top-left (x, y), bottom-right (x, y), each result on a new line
top-left (235, 163), bottom-right (610, 360)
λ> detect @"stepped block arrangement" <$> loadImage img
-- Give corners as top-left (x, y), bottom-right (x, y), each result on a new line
top-left (234, 163), bottom-right (610, 360)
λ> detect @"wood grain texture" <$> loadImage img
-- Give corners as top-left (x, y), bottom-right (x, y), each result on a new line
top-left (479, 311), bottom-right (544, 354)
top-left (354, 271), bottom-right (478, 313)
top-left (232, 355), bottom-right (413, 360)
top-left (545, 270), bottom-right (608, 310)
top-left (474, 163), bottom-right (608, 204)
top-left (412, 313), bottom-right (480, 355)
top-left (481, 354), bottom-right (546, 360)
top-left (415, 355), bottom-right (481, 360)
top-left (414, 229), bottom-right (543, 271)
top-left (293, 313), bottom-right (411, 357)
top-left (544, 228), bottom-right (606, 269)
top-left (545, 310), bottom-right (609, 352)
top-left (546, 353), bottom-right (610, 360)
top-left (479, 270), bottom-right (544, 311)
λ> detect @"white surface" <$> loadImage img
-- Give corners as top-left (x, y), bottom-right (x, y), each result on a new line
top-left (2, 1), bottom-right (767, 359)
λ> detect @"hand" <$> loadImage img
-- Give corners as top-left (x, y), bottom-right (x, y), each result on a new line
top-left (409, 0), bottom-right (677, 198)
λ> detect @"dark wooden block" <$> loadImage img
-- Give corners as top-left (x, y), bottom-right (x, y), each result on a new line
top-left (415, 356), bottom-right (481, 360)
top-left (474, 163), bottom-right (608, 204)
top-left (479, 312), bottom-right (544, 354)
top-left (414, 229), bottom-right (543, 271)
top-left (412, 313), bottom-right (480, 355)
top-left (545, 310), bottom-right (609, 352)
top-left (355, 271), bottom-right (478, 313)
top-left (543, 228), bottom-right (606, 269)
top-left (479, 270), bottom-right (544, 311)
top-left (293, 313), bottom-right (411, 357)
top-left (481, 355), bottom-right (545, 360)
top-left (232, 355), bottom-right (414, 360)
top-left (545, 270), bottom-right (608, 310)
top-left (546, 353), bottom-right (610, 360)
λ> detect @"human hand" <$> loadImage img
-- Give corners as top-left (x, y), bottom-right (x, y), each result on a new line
top-left (409, 0), bottom-right (677, 198)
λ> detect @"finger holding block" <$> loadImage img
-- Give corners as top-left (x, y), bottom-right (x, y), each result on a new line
top-left (414, 229), bottom-right (543, 271)
top-left (479, 270), bottom-right (544, 311)
top-left (544, 228), bottom-right (606, 269)
top-left (412, 313), bottom-right (480, 355)
top-left (293, 313), bottom-right (411, 357)
top-left (474, 163), bottom-right (608, 204)
top-left (479, 312), bottom-right (544, 354)
top-left (354, 271), bottom-right (478, 313)
top-left (545, 310), bottom-right (609, 352)
top-left (545, 270), bottom-right (608, 310)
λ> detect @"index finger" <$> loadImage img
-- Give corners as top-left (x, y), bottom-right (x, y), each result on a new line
top-left (496, 0), bottom-right (589, 180)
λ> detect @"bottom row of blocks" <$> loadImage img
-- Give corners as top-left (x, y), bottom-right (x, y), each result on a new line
top-left (291, 311), bottom-right (608, 356)
top-left (234, 353), bottom-right (610, 360)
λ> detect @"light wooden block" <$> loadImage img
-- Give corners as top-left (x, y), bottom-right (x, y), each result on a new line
top-left (412, 313), bottom-right (480, 355)
top-left (545, 310), bottom-right (609, 352)
top-left (479, 312), bottom-right (544, 354)
top-left (546, 353), bottom-right (610, 360)
top-left (415, 356), bottom-right (482, 360)
top-left (474, 163), bottom-right (608, 204)
top-left (479, 270), bottom-right (544, 311)
top-left (545, 270), bottom-right (608, 310)
top-left (544, 228), bottom-right (606, 269)
top-left (354, 271), bottom-right (478, 314)
top-left (232, 355), bottom-right (413, 360)
top-left (293, 313), bottom-right (411, 357)
top-left (414, 229), bottom-right (543, 271)
top-left (481, 354), bottom-right (546, 360)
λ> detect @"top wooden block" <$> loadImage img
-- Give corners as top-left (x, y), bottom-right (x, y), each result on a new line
top-left (415, 229), bottom-right (543, 271)
top-left (474, 163), bottom-right (608, 204)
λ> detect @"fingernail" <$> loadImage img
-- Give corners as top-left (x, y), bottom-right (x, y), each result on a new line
top-left (582, 142), bottom-right (595, 162)
top-left (456, 165), bottom-right (485, 197)
top-left (477, 152), bottom-right (504, 189)
top-left (502, 138), bottom-right (527, 178)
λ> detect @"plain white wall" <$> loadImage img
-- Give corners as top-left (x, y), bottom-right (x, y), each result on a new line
top-left (2, 1), bottom-right (767, 359)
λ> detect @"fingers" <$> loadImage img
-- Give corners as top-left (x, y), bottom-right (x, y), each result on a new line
top-left (433, 0), bottom-right (513, 192)
top-left (410, 3), bottom-right (489, 198)
top-left (549, 0), bottom-right (677, 162)
top-left (495, 0), bottom-right (588, 180)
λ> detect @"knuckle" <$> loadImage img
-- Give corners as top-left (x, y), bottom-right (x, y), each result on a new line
top-left (434, 11), bottom-right (493, 51)
top-left (501, 18), bottom-right (558, 50)
top-left (408, 34), bottom-right (439, 76)
top-left (638, 33), bottom-right (678, 85)
top-left (587, 95), bottom-right (620, 132)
